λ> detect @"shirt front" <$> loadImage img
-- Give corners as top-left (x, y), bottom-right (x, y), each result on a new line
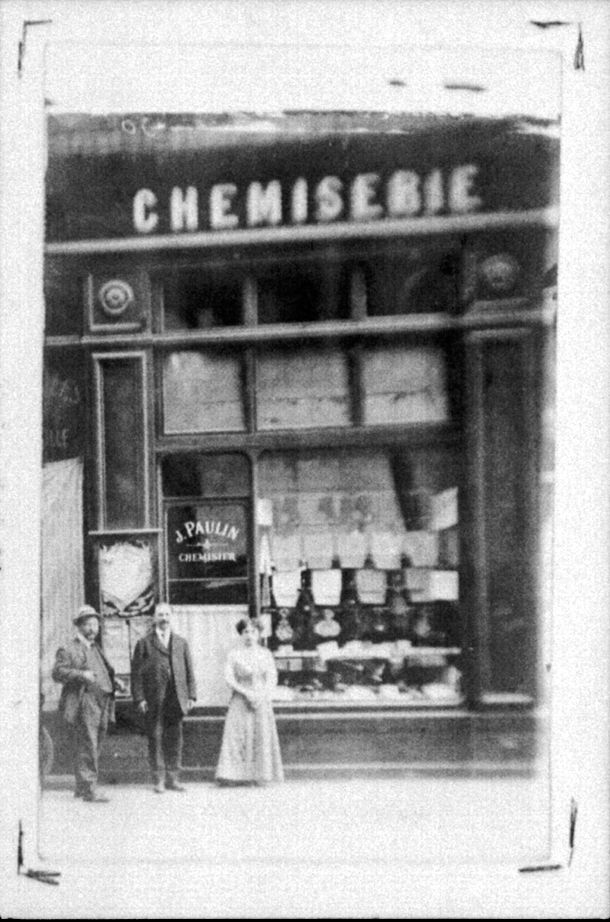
top-left (155, 627), bottom-right (171, 649)
top-left (81, 638), bottom-right (113, 694)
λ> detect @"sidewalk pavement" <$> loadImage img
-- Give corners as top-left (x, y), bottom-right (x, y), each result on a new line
top-left (38, 773), bottom-right (550, 868)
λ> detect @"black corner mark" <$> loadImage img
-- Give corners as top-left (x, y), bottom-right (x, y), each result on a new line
top-left (17, 19), bottom-right (53, 76)
top-left (574, 24), bottom-right (585, 71)
top-left (528, 18), bottom-right (584, 71)
top-left (569, 798), bottom-right (578, 866)
top-left (529, 21), bottom-right (572, 29)
top-left (17, 820), bottom-right (61, 886)
top-left (518, 797), bottom-right (578, 873)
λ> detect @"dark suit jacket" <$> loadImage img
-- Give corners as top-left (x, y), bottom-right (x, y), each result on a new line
top-left (131, 631), bottom-right (197, 716)
top-left (52, 636), bottom-right (117, 725)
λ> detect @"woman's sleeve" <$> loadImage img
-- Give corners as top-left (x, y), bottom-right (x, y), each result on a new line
top-left (224, 651), bottom-right (249, 698)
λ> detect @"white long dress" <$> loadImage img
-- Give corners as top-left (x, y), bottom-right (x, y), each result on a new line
top-left (215, 645), bottom-right (284, 784)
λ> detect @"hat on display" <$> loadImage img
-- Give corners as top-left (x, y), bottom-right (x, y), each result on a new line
top-left (73, 604), bottom-right (100, 625)
top-left (153, 603), bottom-right (172, 623)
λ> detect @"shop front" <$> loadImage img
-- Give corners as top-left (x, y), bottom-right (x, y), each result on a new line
top-left (41, 111), bottom-right (558, 775)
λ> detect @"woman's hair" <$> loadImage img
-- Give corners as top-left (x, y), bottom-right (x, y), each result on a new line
top-left (235, 617), bottom-right (262, 635)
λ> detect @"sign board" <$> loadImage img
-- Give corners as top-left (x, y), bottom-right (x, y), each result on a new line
top-left (46, 113), bottom-right (559, 243)
top-left (166, 502), bottom-right (249, 605)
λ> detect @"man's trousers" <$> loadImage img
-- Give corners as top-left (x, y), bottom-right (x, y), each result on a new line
top-left (145, 687), bottom-right (184, 783)
top-left (71, 692), bottom-right (111, 795)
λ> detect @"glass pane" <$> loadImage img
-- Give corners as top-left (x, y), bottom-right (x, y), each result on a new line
top-left (257, 263), bottom-right (348, 324)
top-left (162, 269), bottom-right (243, 329)
top-left (257, 447), bottom-right (462, 707)
top-left (362, 344), bottom-right (449, 425)
top-left (367, 239), bottom-right (462, 316)
top-left (163, 351), bottom-right (245, 433)
top-left (162, 453), bottom-right (251, 497)
top-left (101, 358), bottom-right (146, 527)
top-left (166, 502), bottom-right (249, 605)
top-left (257, 345), bottom-right (350, 430)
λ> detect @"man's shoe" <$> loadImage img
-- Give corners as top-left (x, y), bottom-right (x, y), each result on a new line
top-left (74, 790), bottom-right (85, 798)
top-left (165, 780), bottom-right (186, 792)
top-left (82, 792), bottom-right (109, 803)
top-left (153, 781), bottom-right (165, 793)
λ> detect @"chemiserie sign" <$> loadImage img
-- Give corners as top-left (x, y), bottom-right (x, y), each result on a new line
top-left (133, 164), bottom-right (481, 235)
top-left (45, 114), bottom-right (559, 243)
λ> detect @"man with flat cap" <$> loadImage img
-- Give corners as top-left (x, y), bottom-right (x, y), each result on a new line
top-left (52, 604), bottom-right (124, 803)
top-left (131, 603), bottom-right (197, 793)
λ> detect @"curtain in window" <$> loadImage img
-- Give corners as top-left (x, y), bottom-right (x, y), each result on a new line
top-left (170, 606), bottom-right (248, 706)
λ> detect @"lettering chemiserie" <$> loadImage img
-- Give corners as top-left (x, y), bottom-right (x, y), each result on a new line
top-left (133, 165), bottom-right (481, 235)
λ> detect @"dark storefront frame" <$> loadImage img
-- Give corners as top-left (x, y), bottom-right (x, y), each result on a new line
top-left (42, 113), bottom-right (558, 771)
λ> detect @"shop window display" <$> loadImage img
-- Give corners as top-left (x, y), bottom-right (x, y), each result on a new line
top-left (258, 448), bottom-right (463, 706)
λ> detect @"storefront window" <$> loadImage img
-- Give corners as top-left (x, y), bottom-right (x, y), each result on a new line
top-left (257, 262), bottom-right (349, 324)
top-left (162, 269), bottom-right (243, 329)
top-left (162, 452), bottom-right (250, 498)
top-left (256, 345), bottom-right (350, 430)
top-left (96, 355), bottom-right (147, 528)
top-left (366, 239), bottom-right (462, 315)
top-left (258, 447), bottom-right (462, 706)
top-left (162, 350), bottom-right (245, 433)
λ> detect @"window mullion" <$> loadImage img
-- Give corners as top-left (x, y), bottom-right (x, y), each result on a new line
top-left (347, 342), bottom-right (364, 427)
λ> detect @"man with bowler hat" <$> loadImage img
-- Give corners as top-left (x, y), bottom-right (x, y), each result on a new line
top-left (52, 604), bottom-right (124, 803)
top-left (131, 603), bottom-right (197, 793)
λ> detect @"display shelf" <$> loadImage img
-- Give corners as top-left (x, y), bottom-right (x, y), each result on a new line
top-left (327, 646), bottom-right (461, 659)
top-left (271, 693), bottom-right (465, 708)
top-left (273, 646), bottom-right (462, 660)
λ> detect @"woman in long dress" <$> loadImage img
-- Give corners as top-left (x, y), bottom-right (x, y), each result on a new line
top-left (216, 618), bottom-right (284, 785)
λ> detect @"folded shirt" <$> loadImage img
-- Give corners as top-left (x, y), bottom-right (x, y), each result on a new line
top-left (355, 568), bottom-right (387, 605)
top-left (272, 570), bottom-right (302, 608)
top-left (402, 531), bottom-right (439, 568)
top-left (336, 531), bottom-right (367, 569)
top-left (302, 531), bottom-right (334, 570)
top-left (370, 532), bottom-right (402, 570)
top-left (311, 569), bottom-right (342, 606)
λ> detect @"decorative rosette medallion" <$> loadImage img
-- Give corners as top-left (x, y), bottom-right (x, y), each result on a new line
top-left (98, 279), bottom-right (135, 317)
